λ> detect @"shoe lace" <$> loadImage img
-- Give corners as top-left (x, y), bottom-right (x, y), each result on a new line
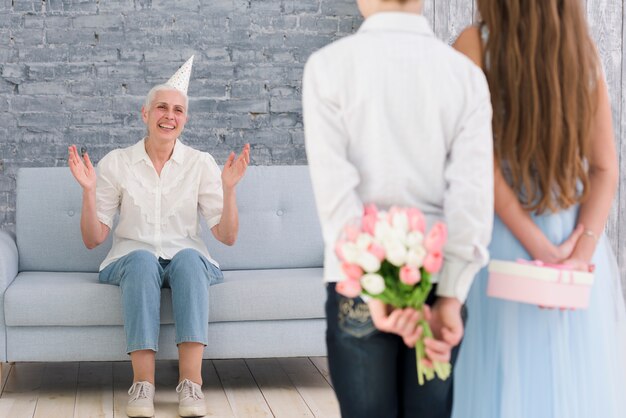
top-left (176, 379), bottom-right (203, 401)
top-left (128, 381), bottom-right (152, 402)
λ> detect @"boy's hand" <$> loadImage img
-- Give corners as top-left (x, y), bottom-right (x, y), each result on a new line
top-left (368, 299), bottom-right (422, 344)
top-left (430, 297), bottom-right (464, 347)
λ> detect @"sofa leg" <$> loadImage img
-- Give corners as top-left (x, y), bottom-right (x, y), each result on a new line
top-left (0, 362), bottom-right (11, 391)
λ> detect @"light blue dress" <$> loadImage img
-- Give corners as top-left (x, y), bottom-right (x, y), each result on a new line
top-left (452, 204), bottom-right (626, 418)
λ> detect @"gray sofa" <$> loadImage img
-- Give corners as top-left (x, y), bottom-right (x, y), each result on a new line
top-left (0, 165), bottom-right (327, 375)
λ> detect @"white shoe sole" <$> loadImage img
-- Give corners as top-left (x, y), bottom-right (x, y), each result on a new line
top-left (179, 404), bottom-right (208, 417)
top-left (126, 405), bottom-right (155, 417)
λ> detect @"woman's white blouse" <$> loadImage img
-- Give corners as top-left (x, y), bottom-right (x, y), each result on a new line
top-left (303, 12), bottom-right (494, 302)
top-left (96, 138), bottom-right (223, 271)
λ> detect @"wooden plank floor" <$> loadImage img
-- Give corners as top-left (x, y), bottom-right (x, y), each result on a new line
top-left (0, 358), bottom-right (340, 418)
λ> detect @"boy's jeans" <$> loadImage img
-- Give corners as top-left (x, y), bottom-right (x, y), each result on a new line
top-left (325, 282), bottom-right (464, 418)
top-left (99, 248), bottom-right (223, 353)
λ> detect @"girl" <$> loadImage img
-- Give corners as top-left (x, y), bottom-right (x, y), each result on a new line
top-left (452, 1), bottom-right (626, 417)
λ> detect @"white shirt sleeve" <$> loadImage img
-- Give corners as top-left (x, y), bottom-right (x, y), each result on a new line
top-left (303, 52), bottom-right (364, 282)
top-left (198, 153), bottom-right (224, 229)
top-left (435, 70), bottom-right (494, 302)
top-left (96, 153), bottom-right (121, 229)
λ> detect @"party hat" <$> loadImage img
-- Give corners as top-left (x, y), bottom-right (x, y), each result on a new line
top-left (165, 55), bottom-right (194, 94)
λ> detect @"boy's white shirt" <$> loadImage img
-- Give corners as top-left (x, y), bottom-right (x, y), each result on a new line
top-left (303, 12), bottom-right (494, 303)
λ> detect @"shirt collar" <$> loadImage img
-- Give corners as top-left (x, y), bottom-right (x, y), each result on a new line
top-left (130, 138), bottom-right (186, 165)
top-left (170, 139), bottom-right (186, 164)
top-left (358, 12), bottom-right (434, 38)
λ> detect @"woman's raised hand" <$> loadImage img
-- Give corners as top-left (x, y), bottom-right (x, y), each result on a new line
top-left (221, 143), bottom-right (250, 190)
top-left (68, 145), bottom-right (96, 191)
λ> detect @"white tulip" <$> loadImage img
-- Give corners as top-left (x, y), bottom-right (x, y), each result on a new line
top-left (356, 251), bottom-right (381, 273)
top-left (355, 233), bottom-right (374, 250)
top-left (405, 231), bottom-right (424, 249)
top-left (406, 246), bottom-right (427, 268)
top-left (391, 212), bottom-right (409, 234)
top-left (340, 243), bottom-right (361, 264)
top-left (374, 220), bottom-right (392, 242)
top-left (390, 227), bottom-right (408, 246)
top-left (384, 239), bottom-right (407, 267)
top-left (361, 273), bottom-right (386, 295)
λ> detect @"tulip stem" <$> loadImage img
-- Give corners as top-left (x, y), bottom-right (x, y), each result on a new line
top-left (415, 316), bottom-right (451, 385)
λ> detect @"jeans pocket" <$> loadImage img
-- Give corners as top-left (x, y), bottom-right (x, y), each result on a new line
top-left (337, 296), bottom-right (377, 338)
top-left (211, 267), bottom-right (224, 284)
top-left (204, 259), bottom-right (224, 285)
top-left (98, 263), bottom-right (115, 284)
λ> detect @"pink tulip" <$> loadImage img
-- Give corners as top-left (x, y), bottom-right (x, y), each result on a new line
top-left (335, 240), bottom-right (347, 262)
top-left (363, 203), bottom-right (378, 217)
top-left (423, 250), bottom-right (443, 273)
top-left (336, 279), bottom-right (362, 298)
top-left (400, 265), bottom-right (421, 285)
top-left (424, 222), bottom-right (447, 252)
top-left (362, 213), bottom-right (377, 235)
top-left (343, 224), bottom-right (361, 241)
top-left (367, 242), bottom-right (386, 262)
top-left (407, 208), bottom-right (426, 232)
top-left (341, 262), bottom-right (364, 280)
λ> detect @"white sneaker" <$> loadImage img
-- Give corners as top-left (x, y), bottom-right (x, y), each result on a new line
top-left (176, 378), bottom-right (207, 417)
top-left (126, 381), bottom-right (155, 417)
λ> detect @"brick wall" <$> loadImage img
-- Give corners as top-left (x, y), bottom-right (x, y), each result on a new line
top-left (0, 0), bottom-right (363, 229)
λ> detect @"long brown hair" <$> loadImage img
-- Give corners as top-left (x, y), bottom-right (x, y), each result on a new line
top-left (477, 0), bottom-right (600, 212)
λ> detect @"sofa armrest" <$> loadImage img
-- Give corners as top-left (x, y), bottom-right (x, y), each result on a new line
top-left (0, 230), bottom-right (18, 293)
top-left (0, 230), bottom-right (17, 362)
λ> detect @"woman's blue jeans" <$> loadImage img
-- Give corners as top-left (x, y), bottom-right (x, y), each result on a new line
top-left (325, 282), bottom-right (464, 418)
top-left (99, 248), bottom-right (223, 353)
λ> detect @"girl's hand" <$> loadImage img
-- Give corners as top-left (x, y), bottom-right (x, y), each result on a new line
top-left (561, 256), bottom-right (594, 273)
top-left (221, 143), bottom-right (250, 190)
top-left (68, 145), bottom-right (96, 191)
top-left (532, 224), bottom-right (584, 264)
top-left (538, 244), bottom-right (594, 311)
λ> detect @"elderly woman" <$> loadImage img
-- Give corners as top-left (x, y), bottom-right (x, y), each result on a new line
top-left (68, 59), bottom-right (249, 418)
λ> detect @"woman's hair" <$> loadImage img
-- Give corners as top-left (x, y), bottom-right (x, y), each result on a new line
top-left (477, 0), bottom-right (600, 212)
top-left (144, 84), bottom-right (189, 112)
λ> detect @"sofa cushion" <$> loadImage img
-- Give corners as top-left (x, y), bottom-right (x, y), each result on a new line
top-left (204, 165), bottom-right (324, 270)
top-left (16, 168), bottom-right (112, 273)
top-left (6, 320), bottom-right (327, 361)
top-left (16, 165), bottom-right (324, 272)
top-left (4, 268), bottom-right (325, 327)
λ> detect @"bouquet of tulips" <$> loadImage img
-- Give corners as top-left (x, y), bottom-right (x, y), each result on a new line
top-left (335, 204), bottom-right (450, 385)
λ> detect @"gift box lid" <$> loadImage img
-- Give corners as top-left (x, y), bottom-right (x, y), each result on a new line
top-left (488, 260), bottom-right (594, 286)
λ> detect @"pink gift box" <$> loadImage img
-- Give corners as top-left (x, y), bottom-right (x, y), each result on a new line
top-left (487, 260), bottom-right (594, 309)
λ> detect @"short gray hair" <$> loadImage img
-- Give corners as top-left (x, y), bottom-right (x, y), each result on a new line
top-left (144, 84), bottom-right (189, 112)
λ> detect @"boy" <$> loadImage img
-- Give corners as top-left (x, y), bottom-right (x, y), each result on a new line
top-left (303, 1), bottom-right (494, 416)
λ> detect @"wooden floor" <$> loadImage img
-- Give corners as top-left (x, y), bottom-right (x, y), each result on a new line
top-left (0, 357), bottom-right (340, 418)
